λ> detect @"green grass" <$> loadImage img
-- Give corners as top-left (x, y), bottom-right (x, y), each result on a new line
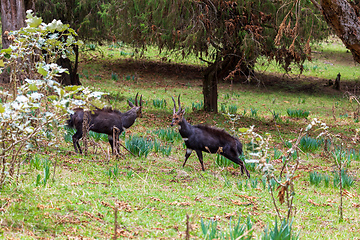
top-left (256, 37), bottom-right (360, 82)
top-left (2, 38), bottom-right (360, 239)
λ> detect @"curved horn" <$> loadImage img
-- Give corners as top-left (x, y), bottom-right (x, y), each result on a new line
top-left (140, 95), bottom-right (142, 107)
top-left (135, 92), bottom-right (139, 106)
top-left (172, 96), bottom-right (177, 114)
top-left (178, 94), bottom-right (182, 112)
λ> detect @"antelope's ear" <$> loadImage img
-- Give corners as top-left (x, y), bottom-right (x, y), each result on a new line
top-left (128, 100), bottom-right (135, 108)
top-left (180, 109), bottom-right (185, 116)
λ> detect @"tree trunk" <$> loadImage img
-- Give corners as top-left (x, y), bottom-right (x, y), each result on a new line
top-left (1, 0), bottom-right (26, 49)
top-left (203, 62), bottom-right (218, 113)
top-left (318, 0), bottom-right (360, 64)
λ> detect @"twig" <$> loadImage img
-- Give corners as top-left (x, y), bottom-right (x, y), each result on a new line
top-left (267, 177), bottom-right (282, 221)
top-left (337, 145), bottom-right (343, 222)
top-left (185, 214), bottom-right (190, 240)
top-left (114, 206), bottom-right (118, 240)
top-left (119, 142), bottom-right (136, 157)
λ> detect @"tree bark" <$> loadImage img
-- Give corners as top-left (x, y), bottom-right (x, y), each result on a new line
top-left (319, 0), bottom-right (360, 63)
top-left (1, 0), bottom-right (26, 49)
top-left (203, 62), bottom-right (218, 113)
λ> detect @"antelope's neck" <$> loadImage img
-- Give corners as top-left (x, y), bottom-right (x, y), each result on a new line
top-left (122, 110), bottom-right (136, 128)
top-left (179, 118), bottom-right (192, 137)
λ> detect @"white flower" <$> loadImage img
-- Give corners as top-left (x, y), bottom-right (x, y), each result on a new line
top-left (16, 95), bottom-right (29, 103)
top-left (88, 91), bottom-right (105, 99)
top-left (72, 99), bottom-right (86, 106)
top-left (29, 92), bottom-right (43, 101)
top-left (24, 127), bottom-right (34, 134)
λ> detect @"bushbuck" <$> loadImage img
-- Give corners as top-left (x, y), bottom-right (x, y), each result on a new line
top-left (67, 93), bottom-right (142, 154)
top-left (170, 95), bottom-right (249, 178)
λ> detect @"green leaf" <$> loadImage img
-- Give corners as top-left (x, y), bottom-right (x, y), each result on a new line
top-left (37, 65), bottom-right (48, 77)
top-left (1, 48), bottom-right (12, 54)
top-left (65, 85), bottom-right (82, 91)
top-left (48, 95), bottom-right (58, 100)
top-left (90, 99), bottom-right (105, 109)
top-left (0, 103), bottom-right (5, 113)
top-left (238, 128), bottom-right (249, 133)
top-left (26, 16), bottom-right (43, 28)
top-left (29, 83), bottom-right (38, 91)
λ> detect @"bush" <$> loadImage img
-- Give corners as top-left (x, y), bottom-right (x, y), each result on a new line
top-left (262, 218), bottom-right (300, 240)
top-left (300, 136), bottom-right (322, 152)
top-left (153, 128), bottom-right (182, 143)
top-left (201, 216), bottom-right (253, 240)
top-left (216, 154), bottom-right (236, 167)
top-left (0, 11), bottom-right (94, 187)
top-left (286, 109), bottom-right (309, 118)
top-left (309, 171), bottom-right (323, 186)
top-left (125, 135), bottom-right (153, 158)
top-left (228, 105), bottom-right (238, 114)
top-left (333, 169), bottom-right (355, 189)
top-left (153, 99), bottom-right (166, 109)
top-left (192, 101), bottom-right (203, 111)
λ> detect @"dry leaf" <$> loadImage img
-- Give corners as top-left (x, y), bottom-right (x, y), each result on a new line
top-left (231, 200), bottom-right (251, 206)
top-left (352, 202), bottom-right (360, 208)
top-left (308, 199), bottom-right (320, 206)
top-left (278, 186), bottom-right (286, 204)
top-left (224, 212), bottom-right (236, 219)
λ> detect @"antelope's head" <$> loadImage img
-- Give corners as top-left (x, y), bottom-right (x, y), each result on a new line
top-left (171, 94), bottom-right (185, 126)
top-left (128, 93), bottom-right (143, 118)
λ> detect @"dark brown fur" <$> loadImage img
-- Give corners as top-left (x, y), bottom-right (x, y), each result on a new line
top-left (67, 94), bottom-right (142, 154)
top-left (171, 95), bottom-right (249, 178)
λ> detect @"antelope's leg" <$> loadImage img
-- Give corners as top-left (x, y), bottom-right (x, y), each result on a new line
top-left (183, 148), bottom-right (193, 167)
top-left (195, 150), bottom-right (205, 171)
top-left (108, 135), bottom-right (114, 154)
top-left (72, 131), bottom-right (83, 154)
top-left (222, 153), bottom-right (250, 178)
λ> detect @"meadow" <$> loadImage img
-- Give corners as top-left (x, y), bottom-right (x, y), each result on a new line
top-left (1, 38), bottom-right (360, 239)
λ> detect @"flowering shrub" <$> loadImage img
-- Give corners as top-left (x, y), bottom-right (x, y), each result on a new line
top-left (0, 11), bottom-right (104, 187)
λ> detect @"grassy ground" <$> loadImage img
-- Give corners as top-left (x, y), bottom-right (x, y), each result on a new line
top-left (1, 39), bottom-right (360, 239)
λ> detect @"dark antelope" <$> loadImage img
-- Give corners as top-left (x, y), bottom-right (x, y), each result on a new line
top-left (170, 95), bottom-right (250, 178)
top-left (67, 93), bottom-right (142, 154)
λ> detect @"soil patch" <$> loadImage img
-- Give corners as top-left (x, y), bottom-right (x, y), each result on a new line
top-left (100, 58), bottom-right (359, 97)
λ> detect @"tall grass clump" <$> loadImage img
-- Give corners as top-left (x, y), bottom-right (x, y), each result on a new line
top-left (309, 171), bottom-right (323, 186)
top-left (262, 218), bottom-right (300, 240)
top-left (31, 156), bottom-right (52, 187)
top-left (63, 126), bottom-right (76, 143)
top-left (228, 105), bottom-right (238, 114)
top-left (220, 104), bottom-right (226, 113)
top-left (153, 139), bottom-right (172, 156)
top-left (287, 109), bottom-right (309, 118)
top-left (153, 99), bottom-right (167, 109)
top-left (250, 108), bottom-right (258, 117)
top-left (333, 169), bottom-right (355, 189)
top-left (347, 149), bottom-right (360, 161)
top-left (89, 131), bottom-right (108, 142)
top-left (300, 136), bottom-right (322, 152)
top-left (153, 128), bottom-right (182, 143)
top-left (201, 216), bottom-right (253, 240)
top-left (192, 101), bottom-right (204, 111)
top-left (215, 154), bottom-right (237, 168)
top-left (125, 135), bottom-right (153, 158)
top-left (271, 110), bottom-right (281, 121)
top-left (111, 72), bottom-right (119, 81)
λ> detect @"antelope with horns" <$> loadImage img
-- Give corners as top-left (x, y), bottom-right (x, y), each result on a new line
top-left (67, 93), bottom-right (142, 154)
top-left (170, 95), bottom-right (250, 178)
